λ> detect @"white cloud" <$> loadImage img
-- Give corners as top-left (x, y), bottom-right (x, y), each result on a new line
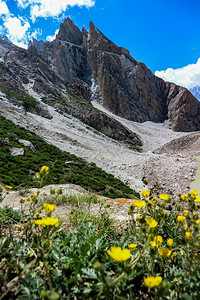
top-left (15, 0), bottom-right (95, 21)
top-left (0, 0), bottom-right (9, 16)
top-left (46, 29), bottom-right (59, 42)
top-left (29, 27), bottom-right (42, 39)
top-left (3, 16), bottom-right (30, 48)
top-left (155, 58), bottom-right (200, 89)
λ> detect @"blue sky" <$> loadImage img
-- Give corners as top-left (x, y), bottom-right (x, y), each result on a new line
top-left (1, 0), bottom-right (200, 88)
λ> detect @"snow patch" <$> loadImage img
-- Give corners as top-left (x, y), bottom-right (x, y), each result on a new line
top-left (90, 78), bottom-right (102, 103)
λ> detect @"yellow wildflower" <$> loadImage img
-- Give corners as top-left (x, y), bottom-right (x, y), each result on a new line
top-left (107, 247), bottom-right (131, 262)
top-left (158, 248), bottom-right (171, 257)
top-left (133, 199), bottom-right (146, 209)
top-left (159, 194), bottom-right (170, 201)
top-left (177, 216), bottom-right (186, 223)
top-left (144, 276), bottom-right (162, 288)
top-left (150, 236), bottom-right (163, 247)
top-left (43, 203), bottom-right (56, 213)
top-left (173, 252), bottom-right (178, 257)
top-left (136, 215), bottom-right (142, 221)
top-left (146, 218), bottom-right (158, 228)
top-left (191, 190), bottom-right (198, 197)
top-left (196, 219), bottom-right (200, 225)
top-left (40, 166), bottom-right (49, 175)
top-left (194, 196), bottom-right (200, 202)
top-left (5, 185), bottom-right (13, 189)
top-left (34, 217), bottom-right (59, 226)
top-left (31, 193), bottom-right (37, 199)
top-left (150, 241), bottom-right (157, 247)
top-left (167, 238), bottom-right (174, 247)
top-left (20, 197), bottom-right (27, 203)
top-left (128, 243), bottom-right (137, 249)
top-left (183, 210), bottom-right (188, 214)
top-left (185, 232), bottom-right (192, 239)
top-left (141, 190), bottom-right (150, 198)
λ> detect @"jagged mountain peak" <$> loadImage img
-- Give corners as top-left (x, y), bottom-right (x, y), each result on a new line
top-left (0, 35), bottom-right (12, 45)
top-left (28, 38), bottom-right (45, 52)
top-left (57, 17), bottom-right (83, 45)
top-left (82, 27), bottom-right (88, 37)
top-left (88, 21), bottom-right (131, 59)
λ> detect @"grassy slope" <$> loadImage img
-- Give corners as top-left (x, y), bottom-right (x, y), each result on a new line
top-left (0, 115), bottom-right (139, 198)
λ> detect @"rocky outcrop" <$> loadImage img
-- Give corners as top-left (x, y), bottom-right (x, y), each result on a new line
top-left (0, 35), bottom-right (13, 60)
top-left (10, 147), bottom-right (25, 156)
top-left (28, 38), bottom-right (45, 53)
top-left (19, 139), bottom-right (36, 152)
top-left (165, 83), bottom-right (200, 131)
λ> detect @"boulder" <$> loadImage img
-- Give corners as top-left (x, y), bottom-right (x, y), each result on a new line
top-left (10, 147), bottom-right (25, 156)
top-left (19, 139), bottom-right (36, 152)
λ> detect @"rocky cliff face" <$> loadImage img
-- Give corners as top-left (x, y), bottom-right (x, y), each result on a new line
top-left (0, 17), bottom-right (200, 134)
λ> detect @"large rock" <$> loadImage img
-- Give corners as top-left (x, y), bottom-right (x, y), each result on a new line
top-left (19, 139), bottom-right (36, 152)
top-left (10, 147), bottom-right (25, 156)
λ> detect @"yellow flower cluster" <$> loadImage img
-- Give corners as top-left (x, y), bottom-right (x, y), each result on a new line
top-left (158, 248), bottom-right (171, 257)
top-left (34, 217), bottom-right (59, 226)
top-left (43, 203), bottom-right (56, 213)
top-left (167, 238), bottom-right (173, 247)
top-left (146, 218), bottom-right (158, 228)
top-left (5, 185), bottom-right (13, 189)
top-left (150, 235), bottom-right (163, 247)
top-left (107, 247), bottom-right (131, 262)
top-left (128, 243), bottom-right (137, 249)
top-left (177, 216), bottom-right (186, 223)
top-left (159, 193), bottom-right (170, 201)
top-left (133, 199), bottom-right (146, 209)
top-left (144, 276), bottom-right (162, 288)
top-left (141, 190), bottom-right (150, 198)
top-left (40, 165), bottom-right (49, 175)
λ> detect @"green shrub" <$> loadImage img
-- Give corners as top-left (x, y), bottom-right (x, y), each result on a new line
top-left (0, 87), bottom-right (38, 110)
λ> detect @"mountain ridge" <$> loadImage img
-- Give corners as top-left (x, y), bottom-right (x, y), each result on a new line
top-left (1, 17), bottom-right (200, 137)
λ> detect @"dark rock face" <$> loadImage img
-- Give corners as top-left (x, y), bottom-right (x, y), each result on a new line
top-left (1, 17), bottom-right (200, 134)
top-left (28, 38), bottom-right (45, 53)
top-left (0, 35), bottom-right (13, 59)
top-left (86, 22), bottom-right (200, 131)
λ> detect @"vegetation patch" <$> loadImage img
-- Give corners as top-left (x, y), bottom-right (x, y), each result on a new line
top-left (0, 115), bottom-right (138, 198)
top-left (1, 176), bottom-right (200, 299)
top-left (0, 87), bottom-right (38, 111)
